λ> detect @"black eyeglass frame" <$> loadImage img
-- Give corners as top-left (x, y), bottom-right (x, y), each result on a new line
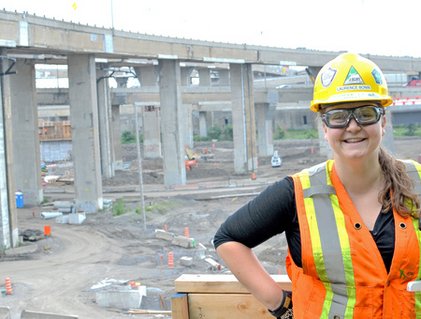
top-left (321, 105), bottom-right (385, 129)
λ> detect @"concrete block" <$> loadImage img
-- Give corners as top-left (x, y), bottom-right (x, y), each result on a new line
top-left (154, 229), bottom-right (174, 241)
top-left (180, 256), bottom-right (193, 267)
top-left (55, 215), bottom-right (70, 224)
top-left (41, 211), bottom-right (63, 219)
top-left (95, 286), bottom-right (147, 310)
top-left (172, 235), bottom-right (196, 248)
top-left (21, 310), bottom-right (78, 318)
top-left (68, 213), bottom-right (86, 224)
top-left (204, 257), bottom-right (224, 271)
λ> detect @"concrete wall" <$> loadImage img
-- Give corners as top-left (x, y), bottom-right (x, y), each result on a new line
top-left (40, 141), bottom-right (72, 163)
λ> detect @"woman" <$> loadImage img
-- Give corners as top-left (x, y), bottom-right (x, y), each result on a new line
top-left (214, 52), bottom-right (421, 319)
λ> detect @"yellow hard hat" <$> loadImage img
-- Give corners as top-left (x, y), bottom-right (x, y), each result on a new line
top-left (310, 52), bottom-right (393, 112)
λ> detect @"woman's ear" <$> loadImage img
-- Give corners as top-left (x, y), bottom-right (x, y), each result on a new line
top-left (381, 114), bottom-right (387, 135)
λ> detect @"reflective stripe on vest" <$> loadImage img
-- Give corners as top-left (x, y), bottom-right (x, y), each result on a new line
top-left (402, 160), bottom-right (421, 315)
top-left (298, 159), bottom-right (421, 318)
top-left (299, 160), bottom-right (356, 319)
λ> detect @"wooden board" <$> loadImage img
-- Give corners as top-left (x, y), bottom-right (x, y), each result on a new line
top-left (175, 274), bottom-right (292, 293)
top-left (188, 293), bottom-right (274, 319)
top-left (171, 293), bottom-right (190, 319)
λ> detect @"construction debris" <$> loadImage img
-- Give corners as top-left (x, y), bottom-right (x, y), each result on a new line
top-left (92, 279), bottom-right (147, 310)
top-left (204, 257), bottom-right (225, 271)
top-left (154, 229), bottom-right (196, 248)
top-left (154, 229), bottom-right (174, 241)
top-left (180, 256), bottom-right (193, 267)
top-left (171, 235), bottom-right (196, 248)
top-left (41, 212), bottom-right (63, 219)
top-left (20, 229), bottom-right (44, 242)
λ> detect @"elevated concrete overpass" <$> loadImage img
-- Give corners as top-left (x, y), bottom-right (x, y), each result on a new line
top-left (2, 10), bottom-right (421, 71)
top-left (2, 9), bottom-right (421, 249)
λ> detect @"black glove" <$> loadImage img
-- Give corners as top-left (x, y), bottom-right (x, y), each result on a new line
top-left (268, 290), bottom-right (293, 319)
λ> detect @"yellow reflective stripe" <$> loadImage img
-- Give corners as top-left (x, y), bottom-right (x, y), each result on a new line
top-left (298, 171), bottom-right (332, 317)
top-left (300, 172), bottom-right (328, 281)
top-left (326, 160), bottom-right (334, 186)
top-left (327, 160), bottom-right (355, 318)
top-left (412, 218), bottom-right (421, 317)
top-left (412, 160), bottom-right (421, 178)
top-left (331, 194), bottom-right (355, 319)
top-left (408, 160), bottom-right (421, 316)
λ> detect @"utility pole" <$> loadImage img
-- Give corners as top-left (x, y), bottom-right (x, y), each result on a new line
top-left (134, 104), bottom-right (146, 230)
top-left (110, 0), bottom-right (114, 30)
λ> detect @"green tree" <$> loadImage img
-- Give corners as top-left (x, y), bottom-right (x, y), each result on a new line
top-left (121, 131), bottom-right (136, 144)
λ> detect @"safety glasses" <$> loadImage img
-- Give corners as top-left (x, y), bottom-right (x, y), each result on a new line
top-left (321, 105), bottom-right (385, 129)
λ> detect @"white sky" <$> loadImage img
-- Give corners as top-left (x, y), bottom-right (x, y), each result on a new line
top-left (1, 0), bottom-right (421, 58)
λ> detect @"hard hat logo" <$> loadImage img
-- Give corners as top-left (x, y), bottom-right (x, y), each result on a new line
top-left (371, 68), bottom-right (383, 85)
top-left (310, 52), bottom-right (393, 112)
top-left (321, 68), bottom-right (336, 87)
top-left (344, 66), bottom-right (364, 85)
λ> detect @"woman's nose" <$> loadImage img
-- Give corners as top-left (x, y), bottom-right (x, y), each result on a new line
top-left (346, 116), bottom-right (361, 130)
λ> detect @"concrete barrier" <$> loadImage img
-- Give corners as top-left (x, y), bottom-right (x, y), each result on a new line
top-left (95, 285), bottom-right (147, 310)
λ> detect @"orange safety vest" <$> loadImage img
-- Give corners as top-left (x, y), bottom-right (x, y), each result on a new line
top-left (287, 159), bottom-right (421, 319)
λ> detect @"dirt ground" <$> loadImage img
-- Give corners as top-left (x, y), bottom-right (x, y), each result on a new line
top-left (0, 137), bottom-right (420, 319)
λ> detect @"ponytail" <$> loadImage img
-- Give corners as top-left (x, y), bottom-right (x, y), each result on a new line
top-left (378, 147), bottom-right (420, 218)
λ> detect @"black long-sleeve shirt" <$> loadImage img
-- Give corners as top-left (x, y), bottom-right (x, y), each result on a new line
top-left (214, 176), bottom-right (395, 272)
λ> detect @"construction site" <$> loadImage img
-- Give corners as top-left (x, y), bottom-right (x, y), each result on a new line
top-left (0, 136), bottom-right (419, 319)
top-left (1, 9), bottom-right (421, 319)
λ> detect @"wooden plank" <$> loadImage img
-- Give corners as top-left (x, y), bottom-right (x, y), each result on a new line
top-left (171, 293), bottom-right (190, 319)
top-left (188, 293), bottom-right (273, 319)
top-left (175, 274), bottom-right (291, 293)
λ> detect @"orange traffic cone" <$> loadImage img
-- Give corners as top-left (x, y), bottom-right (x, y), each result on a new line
top-left (5, 277), bottom-right (12, 295)
top-left (167, 251), bottom-right (174, 269)
top-left (183, 226), bottom-right (190, 238)
top-left (44, 225), bottom-right (51, 237)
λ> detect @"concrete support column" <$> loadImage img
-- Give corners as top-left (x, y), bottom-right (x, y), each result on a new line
top-left (97, 68), bottom-right (114, 178)
top-left (306, 66), bottom-right (322, 82)
top-left (198, 68), bottom-right (210, 86)
top-left (141, 105), bottom-right (161, 158)
top-left (180, 67), bottom-right (192, 86)
top-left (135, 65), bottom-right (157, 86)
top-left (0, 51), bottom-right (19, 248)
top-left (11, 60), bottom-right (42, 206)
top-left (255, 103), bottom-right (274, 157)
top-left (217, 69), bottom-right (230, 86)
top-left (182, 104), bottom-right (193, 148)
top-left (199, 111), bottom-right (207, 137)
top-left (111, 105), bottom-right (122, 165)
top-left (68, 54), bottom-right (103, 212)
top-left (158, 59), bottom-right (186, 186)
top-left (230, 63), bottom-right (257, 174)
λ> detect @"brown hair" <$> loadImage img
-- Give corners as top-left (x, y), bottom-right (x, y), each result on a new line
top-left (378, 147), bottom-right (421, 218)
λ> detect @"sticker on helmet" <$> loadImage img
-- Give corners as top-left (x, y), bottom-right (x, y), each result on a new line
top-left (344, 66), bottom-right (364, 85)
top-left (337, 85), bottom-right (371, 92)
top-left (321, 68), bottom-right (336, 87)
top-left (371, 68), bottom-right (383, 85)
